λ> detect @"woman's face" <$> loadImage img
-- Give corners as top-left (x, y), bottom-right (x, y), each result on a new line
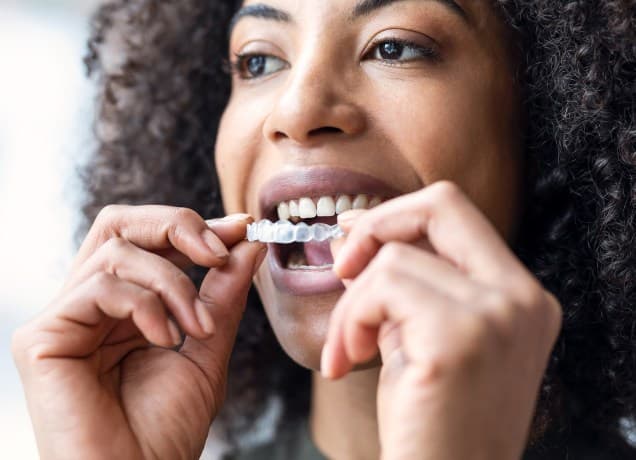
top-left (215, 0), bottom-right (523, 370)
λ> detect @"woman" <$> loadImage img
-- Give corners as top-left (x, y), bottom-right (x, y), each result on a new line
top-left (12, 0), bottom-right (636, 458)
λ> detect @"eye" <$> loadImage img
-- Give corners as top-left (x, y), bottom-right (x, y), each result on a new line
top-left (230, 53), bottom-right (288, 80)
top-left (364, 38), bottom-right (439, 64)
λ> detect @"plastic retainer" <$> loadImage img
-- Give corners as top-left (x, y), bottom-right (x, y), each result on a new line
top-left (246, 219), bottom-right (345, 243)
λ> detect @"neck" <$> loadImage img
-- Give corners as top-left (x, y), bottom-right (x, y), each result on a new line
top-left (309, 367), bottom-right (381, 460)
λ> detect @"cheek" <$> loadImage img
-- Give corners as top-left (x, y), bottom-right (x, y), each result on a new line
top-left (372, 78), bottom-right (522, 239)
top-left (214, 106), bottom-right (261, 214)
top-left (371, 81), bottom-right (488, 181)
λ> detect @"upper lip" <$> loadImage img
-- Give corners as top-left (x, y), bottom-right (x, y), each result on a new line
top-left (258, 166), bottom-right (405, 220)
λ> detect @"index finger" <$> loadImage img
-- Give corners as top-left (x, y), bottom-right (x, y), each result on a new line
top-left (333, 181), bottom-right (524, 286)
top-left (74, 205), bottom-right (253, 271)
top-left (153, 215), bottom-right (256, 269)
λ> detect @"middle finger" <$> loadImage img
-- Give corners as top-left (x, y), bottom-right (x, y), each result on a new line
top-left (64, 237), bottom-right (212, 339)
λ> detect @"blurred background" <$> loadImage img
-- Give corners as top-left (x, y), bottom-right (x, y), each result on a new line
top-left (0, 0), bottom-right (102, 456)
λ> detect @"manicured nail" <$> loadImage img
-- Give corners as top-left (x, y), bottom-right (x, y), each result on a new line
top-left (337, 209), bottom-right (364, 224)
top-left (320, 344), bottom-right (333, 379)
top-left (201, 229), bottom-right (230, 260)
top-left (167, 319), bottom-right (182, 346)
top-left (194, 299), bottom-right (215, 335)
top-left (221, 213), bottom-right (253, 222)
top-left (332, 249), bottom-right (348, 278)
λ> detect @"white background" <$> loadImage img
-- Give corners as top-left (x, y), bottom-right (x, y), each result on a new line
top-left (0, 0), bottom-right (102, 456)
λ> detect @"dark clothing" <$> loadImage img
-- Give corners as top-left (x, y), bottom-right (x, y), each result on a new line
top-left (522, 425), bottom-right (636, 460)
top-left (222, 419), bottom-right (325, 460)
top-left (223, 418), bottom-right (636, 459)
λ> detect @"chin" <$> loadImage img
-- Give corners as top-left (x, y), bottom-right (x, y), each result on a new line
top-left (254, 266), bottom-right (382, 372)
top-left (255, 266), bottom-right (342, 370)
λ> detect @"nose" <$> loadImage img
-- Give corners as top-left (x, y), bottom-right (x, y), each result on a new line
top-left (263, 56), bottom-right (366, 145)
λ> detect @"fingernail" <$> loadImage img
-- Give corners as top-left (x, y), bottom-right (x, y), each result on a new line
top-left (332, 250), bottom-right (347, 278)
top-left (337, 211), bottom-right (364, 231)
top-left (167, 319), bottom-right (182, 346)
top-left (252, 245), bottom-right (267, 275)
top-left (201, 229), bottom-right (230, 260)
top-left (194, 299), bottom-right (215, 335)
top-left (221, 213), bottom-right (253, 222)
top-left (320, 344), bottom-right (333, 379)
top-left (337, 210), bottom-right (364, 224)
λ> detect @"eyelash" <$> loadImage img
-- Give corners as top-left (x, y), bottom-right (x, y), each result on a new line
top-left (226, 52), bottom-right (286, 80)
top-left (363, 37), bottom-right (440, 64)
top-left (227, 38), bottom-right (440, 80)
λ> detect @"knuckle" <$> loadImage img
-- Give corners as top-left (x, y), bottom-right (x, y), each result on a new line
top-left (376, 242), bottom-right (406, 270)
top-left (366, 217), bottom-right (384, 238)
top-left (101, 236), bottom-right (129, 253)
top-left (481, 289), bottom-right (514, 313)
top-left (89, 271), bottom-right (115, 290)
top-left (413, 350), bottom-right (448, 385)
top-left (133, 289), bottom-right (161, 310)
top-left (365, 261), bottom-right (399, 289)
top-left (375, 268), bottom-right (401, 287)
top-left (428, 180), bottom-right (464, 203)
top-left (98, 238), bottom-right (130, 273)
top-left (479, 289), bottom-right (518, 346)
top-left (173, 207), bottom-right (200, 224)
top-left (505, 281), bottom-right (563, 340)
top-left (168, 207), bottom-right (201, 244)
top-left (449, 313), bottom-right (493, 369)
top-left (95, 204), bottom-right (125, 226)
top-left (517, 280), bottom-right (548, 308)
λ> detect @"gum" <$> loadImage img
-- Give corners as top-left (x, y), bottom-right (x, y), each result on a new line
top-left (246, 219), bottom-right (345, 244)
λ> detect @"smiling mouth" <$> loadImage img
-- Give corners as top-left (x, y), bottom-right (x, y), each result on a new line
top-left (265, 193), bottom-right (384, 269)
top-left (257, 167), bottom-right (404, 295)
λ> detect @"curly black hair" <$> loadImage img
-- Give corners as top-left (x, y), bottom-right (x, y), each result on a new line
top-left (79, 0), bottom-right (636, 457)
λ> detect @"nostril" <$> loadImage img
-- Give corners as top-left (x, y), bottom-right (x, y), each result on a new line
top-left (272, 126), bottom-right (343, 143)
top-left (309, 126), bottom-right (342, 136)
top-left (273, 131), bottom-right (288, 141)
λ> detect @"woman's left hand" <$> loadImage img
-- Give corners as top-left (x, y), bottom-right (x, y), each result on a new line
top-left (322, 181), bottom-right (562, 460)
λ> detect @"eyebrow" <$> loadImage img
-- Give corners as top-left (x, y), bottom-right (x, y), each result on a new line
top-left (228, 0), bottom-right (468, 38)
top-left (228, 4), bottom-right (292, 37)
top-left (350, 0), bottom-right (469, 23)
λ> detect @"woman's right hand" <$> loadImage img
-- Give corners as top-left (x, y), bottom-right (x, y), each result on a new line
top-left (11, 205), bottom-right (266, 460)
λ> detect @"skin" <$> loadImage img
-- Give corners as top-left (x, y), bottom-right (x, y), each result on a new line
top-left (217, 0), bottom-right (523, 369)
top-left (13, 208), bottom-right (266, 460)
top-left (12, 0), bottom-right (562, 459)
top-left (217, 0), bottom-right (556, 458)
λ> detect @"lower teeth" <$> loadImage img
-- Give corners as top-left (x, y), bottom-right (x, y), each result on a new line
top-left (286, 251), bottom-right (332, 270)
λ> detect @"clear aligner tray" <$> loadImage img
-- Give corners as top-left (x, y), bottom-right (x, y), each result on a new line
top-left (246, 219), bottom-right (345, 244)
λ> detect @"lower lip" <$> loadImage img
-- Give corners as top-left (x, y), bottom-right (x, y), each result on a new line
top-left (267, 243), bottom-right (345, 296)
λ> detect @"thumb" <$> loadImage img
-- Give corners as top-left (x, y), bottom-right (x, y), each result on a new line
top-left (179, 240), bottom-right (267, 397)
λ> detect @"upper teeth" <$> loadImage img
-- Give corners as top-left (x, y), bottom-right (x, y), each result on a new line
top-left (276, 194), bottom-right (383, 221)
